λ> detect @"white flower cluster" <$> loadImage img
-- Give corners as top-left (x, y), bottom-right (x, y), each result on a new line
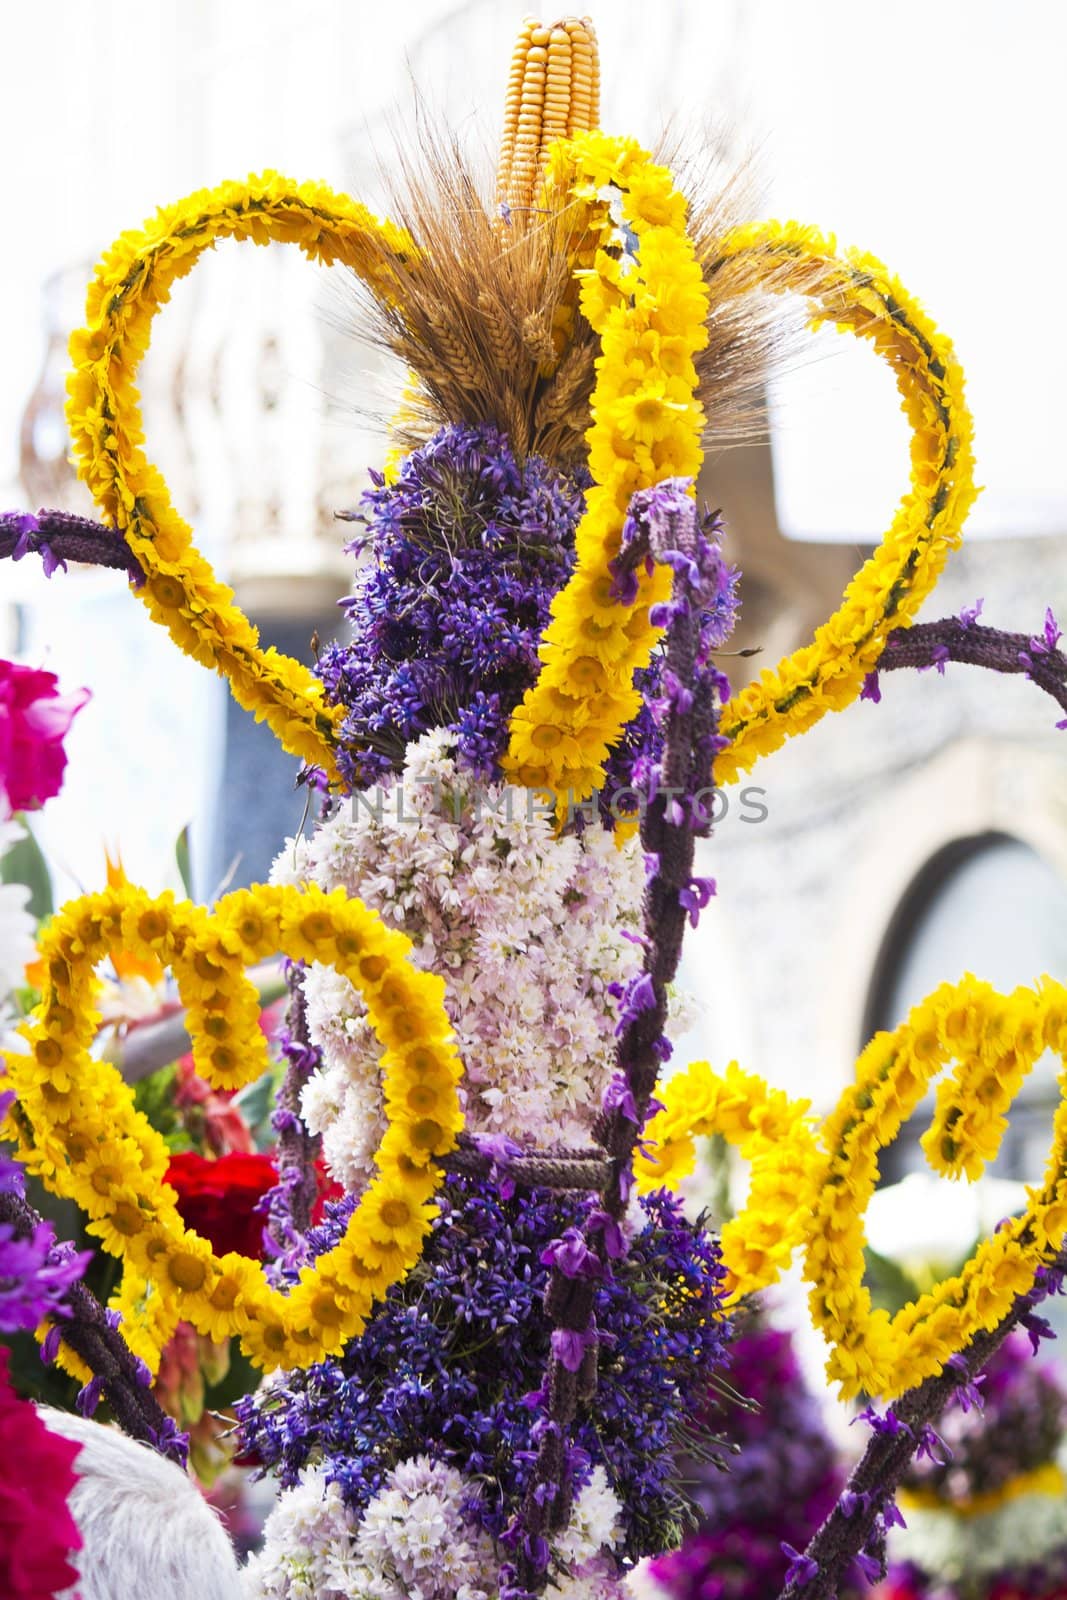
top-left (243, 1458), bottom-right (626, 1600)
top-left (272, 731), bottom-right (645, 1192)
top-left (241, 1469), bottom-right (360, 1600)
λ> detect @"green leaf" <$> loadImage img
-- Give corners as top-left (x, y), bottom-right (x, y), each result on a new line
top-left (132, 1062), bottom-right (191, 1150)
top-left (1, 816), bottom-right (53, 922)
top-left (863, 1245), bottom-right (924, 1315)
top-left (232, 1069), bottom-right (278, 1150)
top-left (175, 824), bottom-right (193, 898)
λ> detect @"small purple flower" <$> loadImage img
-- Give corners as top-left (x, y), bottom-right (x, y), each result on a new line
top-left (1031, 606), bottom-right (1062, 655)
top-left (839, 1490), bottom-right (869, 1519)
top-left (854, 1405), bottom-right (912, 1439)
top-left (1021, 1310), bottom-right (1056, 1353)
top-left (38, 543), bottom-right (67, 579)
top-left (146, 1414), bottom-right (190, 1467)
top-left (881, 1497), bottom-right (906, 1530)
top-left (586, 1207), bottom-right (626, 1259)
top-left (780, 1542), bottom-right (819, 1587)
top-left (551, 1324), bottom-right (598, 1373)
top-left (919, 643), bottom-right (950, 676)
top-left (602, 1075), bottom-right (640, 1126)
top-left (958, 597), bottom-right (984, 629)
top-left (952, 1376), bottom-right (985, 1414)
top-left (915, 1423), bottom-right (951, 1464)
top-left (76, 1374), bottom-right (105, 1417)
top-left (678, 875), bottom-right (716, 928)
top-left (855, 1549), bottom-right (884, 1584)
top-left (860, 670), bottom-right (882, 704)
top-left (8, 512), bottom-right (39, 561)
top-left (539, 1228), bottom-right (602, 1281)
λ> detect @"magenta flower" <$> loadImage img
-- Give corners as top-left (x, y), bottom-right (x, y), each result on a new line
top-left (0, 1347), bottom-right (83, 1599)
top-left (0, 660), bottom-right (89, 814)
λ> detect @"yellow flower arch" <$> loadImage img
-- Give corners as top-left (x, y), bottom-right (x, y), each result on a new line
top-left (3, 882), bottom-right (463, 1373)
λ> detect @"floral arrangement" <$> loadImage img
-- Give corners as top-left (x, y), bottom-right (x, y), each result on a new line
top-left (4, 13), bottom-right (1067, 1600)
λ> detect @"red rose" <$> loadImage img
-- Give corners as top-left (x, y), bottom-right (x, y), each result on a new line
top-left (0, 1348), bottom-right (82, 1598)
top-left (164, 1151), bottom-right (277, 1259)
top-left (0, 660), bottom-right (89, 813)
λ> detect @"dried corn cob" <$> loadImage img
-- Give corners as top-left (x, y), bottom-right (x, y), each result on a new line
top-left (496, 15), bottom-right (600, 218)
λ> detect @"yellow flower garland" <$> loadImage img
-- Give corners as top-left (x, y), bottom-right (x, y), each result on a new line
top-left (65, 173), bottom-right (415, 778)
top-left (711, 221), bottom-right (977, 785)
top-left (634, 1060), bottom-right (819, 1301)
top-left (502, 133), bottom-right (707, 809)
top-left (635, 978), bottom-right (1067, 1403)
top-left (805, 976), bottom-right (1067, 1401)
top-left (2, 881), bottom-right (463, 1373)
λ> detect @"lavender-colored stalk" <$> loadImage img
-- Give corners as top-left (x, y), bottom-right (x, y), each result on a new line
top-left (870, 607), bottom-right (1067, 724)
top-left (1, 508), bottom-right (143, 584)
top-left (259, 964), bottom-right (324, 1278)
top-left (778, 1252), bottom-right (1067, 1600)
top-left (510, 481), bottom-right (736, 1596)
top-left (0, 1190), bottom-right (188, 1466)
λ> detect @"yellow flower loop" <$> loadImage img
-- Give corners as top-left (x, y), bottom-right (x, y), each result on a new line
top-left (503, 146), bottom-right (977, 806)
top-left (634, 1060), bottom-right (818, 1302)
top-left (638, 977), bottom-right (1067, 1402)
top-left (2, 881), bottom-right (463, 1373)
top-left (806, 975), bottom-right (1067, 1401)
top-left (65, 173), bottom-right (416, 779)
top-left (712, 221), bottom-right (978, 784)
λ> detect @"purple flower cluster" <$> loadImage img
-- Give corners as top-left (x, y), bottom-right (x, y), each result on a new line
top-left (0, 1093), bottom-right (90, 1336)
top-left (649, 1317), bottom-right (865, 1600)
top-left (235, 1176), bottom-right (730, 1567)
top-left (314, 425), bottom-right (587, 790)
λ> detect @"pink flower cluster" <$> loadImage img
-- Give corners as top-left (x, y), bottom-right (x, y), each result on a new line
top-left (0, 660), bottom-right (88, 815)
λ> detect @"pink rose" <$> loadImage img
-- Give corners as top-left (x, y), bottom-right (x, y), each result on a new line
top-left (0, 660), bottom-right (89, 814)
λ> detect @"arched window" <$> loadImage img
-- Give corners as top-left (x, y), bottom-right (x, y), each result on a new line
top-left (865, 833), bottom-right (1067, 1185)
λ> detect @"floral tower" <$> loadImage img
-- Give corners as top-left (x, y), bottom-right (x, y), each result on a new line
top-left (3, 13), bottom-right (1067, 1600)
